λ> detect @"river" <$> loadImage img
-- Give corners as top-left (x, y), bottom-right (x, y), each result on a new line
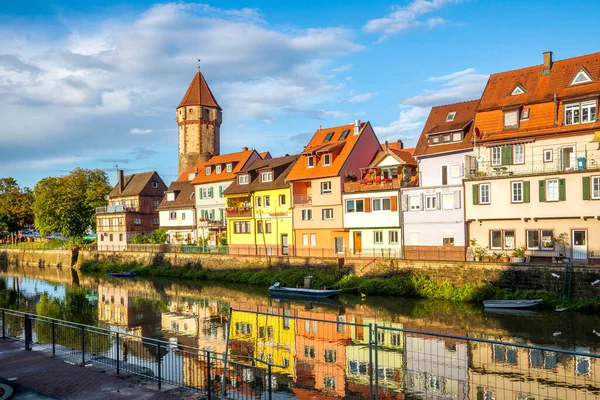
top-left (1, 263), bottom-right (599, 399)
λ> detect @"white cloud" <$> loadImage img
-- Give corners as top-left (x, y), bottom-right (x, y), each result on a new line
top-left (331, 63), bottom-right (353, 73)
top-left (374, 106), bottom-right (431, 138)
top-left (426, 68), bottom-right (475, 82)
top-left (129, 128), bottom-right (153, 135)
top-left (403, 70), bottom-right (488, 107)
top-left (346, 92), bottom-right (375, 103)
top-left (363, 0), bottom-right (462, 40)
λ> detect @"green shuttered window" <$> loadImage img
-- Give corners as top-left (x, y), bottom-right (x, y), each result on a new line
top-left (559, 178), bottom-right (566, 201)
top-left (538, 180), bottom-right (545, 202)
top-left (472, 184), bottom-right (479, 205)
top-left (583, 176), bottom-right (590, 200)
top-left (523, 181), bottom-right (530, 203)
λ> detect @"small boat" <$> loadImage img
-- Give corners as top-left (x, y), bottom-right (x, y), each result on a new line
top-left (269, 282), bottom-right (341, 299)
top-left (108, 271), bottom-right (140, 278)
top-left (483, 299), bottom-right (543, 309)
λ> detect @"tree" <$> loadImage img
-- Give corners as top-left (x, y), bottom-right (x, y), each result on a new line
top-left (33, 168), bottom-right (111, 240)
top-left (0, 178), bottom-right (34, 243)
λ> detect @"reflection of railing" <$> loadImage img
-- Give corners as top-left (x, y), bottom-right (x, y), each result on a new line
top-left (292, 195), bottom-right (312, 206)
top-left (96, 205), bottom-right (139, 214)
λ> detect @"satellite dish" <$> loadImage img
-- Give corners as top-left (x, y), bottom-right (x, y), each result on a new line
top-left (104, 195), bottom-right (110, 200)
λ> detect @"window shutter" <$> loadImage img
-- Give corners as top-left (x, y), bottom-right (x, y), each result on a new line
top-left (199, 189), bottom-right (203, 199)
top-left (583, 176), bottom-right (590, 200)
top-left (220, 208), bottom-right (224, 222)
top-left (454, 190), bottom-right (461, 209)
top-left (210, 209), bottom-right (215, 220)
top-left (559, 178), bottom-right (566, 201)
top-left (401, 195), bottom-right (408, 212)
top-left (459, 163), bottom-right (464, 177)
top-left (436, 192), bottom-right (441, 210)
top-left (364, 198), bottom-right (371, 213)
top-left (472, 185), bottom-right (479, 205)
top-left (539, 180), bottom-right (545, 202)
top-left (523, 181), bottom-right (530, 203)
top-left (390, 196), bottom-right (398, 211)
top-left (219, 186), bottom-right (223, 198)
top-left (502, 145), bottom-right (513, 165)
top-left (419, 194), bottom-right (424, 211)
top-left (209, 187), bottom-right (213, 198)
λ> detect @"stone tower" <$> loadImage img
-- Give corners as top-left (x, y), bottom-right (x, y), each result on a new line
top-left (176, 71), bottom-right (222, 176)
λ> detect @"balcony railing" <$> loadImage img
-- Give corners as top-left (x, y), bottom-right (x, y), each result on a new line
top-left (344, 178), bottom-right (414, 193)
top-left (226, 207), bottom-right (252, 218)
top-left (96, 205), bottom-right (139, 214)
top-left (292, 195), bottom-right (312, 206)
top-left (198, 219), bottom-right (226, 229)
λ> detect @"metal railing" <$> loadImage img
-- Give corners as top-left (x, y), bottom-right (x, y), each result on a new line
top-left (292, 195), bottom-right (312, 206)
top-left (343, 178), bottom-right (415, 193)
top-left (96, 205), bottom-right (139, 214)
top-left (0, 308), bottom-right (278, 399)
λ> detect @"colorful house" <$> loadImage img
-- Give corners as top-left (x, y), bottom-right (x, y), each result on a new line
top-left (466, 51), bottom-right (600, 262)
top-left (189, 148), bottom-right (263, 246)
top-left (342, 141), bottom-right (417, 257)
top-left (403, 100), bottom-right (479, 260)
top-left (224, 154), bottom-right (299, 255)
top-left (96, 170), bottom-right (167, 250)
top-left (286, 121), bottom-right (381, 256)
top-left (158, 179), bottom-right (196, 244)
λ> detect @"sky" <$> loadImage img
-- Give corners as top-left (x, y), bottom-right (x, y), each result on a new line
top-left (1, 0), bottom-right (599, 188)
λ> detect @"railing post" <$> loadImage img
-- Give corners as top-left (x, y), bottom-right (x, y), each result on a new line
top-left (51, 320), bottom-right (56, 356)
top-left (374, 324), bottom-right (379, 400)
top-left (1, 309), bottom-right (5, 339)
top-left (157, 341), bottom-right (162, 390)
top-left (368, 323), bottom-right (373, 400)
top-left (116, 332), bottom-right (120, 374)
top-left (25, 314), bottom-right (31, 351)
top-left (206, 350), bottom-right (211, 398)
top-left (81, 326), bottom-right (85, 365)
top-left (268, 363), bottom-right (273, 400)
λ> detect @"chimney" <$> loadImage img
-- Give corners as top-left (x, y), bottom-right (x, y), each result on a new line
top-left (542, 51), bottom-right (553, 76)
top-left (353, 119), bottom-right (361, 136)
top-left (118, 169), bottom-right (124, 194)
top-left (242, 146), bottom-right (248, 151)
top-left (397, 139), bottom-right (404, 149)
top-left (384, 140), bottom-right (389, 153)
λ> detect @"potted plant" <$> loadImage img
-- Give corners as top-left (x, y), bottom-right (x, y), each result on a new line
top-left (511, 244), bottom-right (526, 263)
top-left (556, 232), bottom-right (570, 262)
top-left (474, 245), bottom-right (488, 262)
top-left (500, 252), bottom-right (510, 262)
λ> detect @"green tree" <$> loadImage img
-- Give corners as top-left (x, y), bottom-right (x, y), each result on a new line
top-left (150, 229), bottom-right (167, 244)
top-left (0, 178), bottom-right (34, 243)
top-left (33, 168), bottom-right (111, 240)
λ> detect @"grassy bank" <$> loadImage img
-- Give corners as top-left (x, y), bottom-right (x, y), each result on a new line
top-left (79, 259), bottom-right (600, 312)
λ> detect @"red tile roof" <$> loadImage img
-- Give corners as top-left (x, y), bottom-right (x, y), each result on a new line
top-left (109, 171), bottom-right (167, 198)
top-left (477, 51), bottom-right (600, 111)
top-left (259, 151), bottom-right (272, 160)
top-left (178, 72), bottom-right (222, 109)
top-left (413, 100), bottom-right (479, 157)
top-left (389, 147), bottom-right (417, 166)
top-left (157, 180), bottom-right (196, 209)
top-left (224, 154), bottom-right (299, 196)
top-left (286, 122), bottom-right (372, 181)
top-left (189, 149), bottom-right (258, 185)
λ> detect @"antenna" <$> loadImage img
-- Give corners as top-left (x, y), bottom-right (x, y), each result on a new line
top-left (197, 59), bottom-right (201, 73)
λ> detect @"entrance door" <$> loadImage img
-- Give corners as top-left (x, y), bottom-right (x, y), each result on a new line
top-left (572, 230), bottom-right (587, 260)
top-left (353, 232), bottom-right (362, 254)
top-left (561, 147), bottom-right (576, 170)
top-left (334, 237), bottom-right (344, 254)
top-left (281, 234), bottom-right (289, 256)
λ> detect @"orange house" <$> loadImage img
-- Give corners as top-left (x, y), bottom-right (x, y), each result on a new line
top-left (286, 120), bottom-right (381, 256)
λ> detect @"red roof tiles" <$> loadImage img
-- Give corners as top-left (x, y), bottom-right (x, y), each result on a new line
top-left (178, 72), bottom-right (222, 109)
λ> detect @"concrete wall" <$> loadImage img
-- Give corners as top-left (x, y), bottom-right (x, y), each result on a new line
top-left (418, 150), bottom-right (472, 187)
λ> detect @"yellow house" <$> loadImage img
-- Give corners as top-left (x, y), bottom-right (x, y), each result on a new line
top-left (224, 155), bottom-right (299, 256)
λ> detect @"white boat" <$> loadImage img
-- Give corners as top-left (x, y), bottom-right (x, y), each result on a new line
top-left (483, 299), bottom-right (543, 309)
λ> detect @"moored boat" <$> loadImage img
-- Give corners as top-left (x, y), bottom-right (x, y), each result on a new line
top-left (108, 271), bottom-right (140, 278)
top-left (483, 299), bottom-right (543, 309)
top-left (269, 282), bottom-right (341, 299)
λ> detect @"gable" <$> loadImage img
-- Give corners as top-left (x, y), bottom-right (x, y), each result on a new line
top-left (511, 84), bottom-right (525, 95)
top-left (570, 67), bottom-right (593, 86)
top-left (377, 155), bottom-right (403, 167)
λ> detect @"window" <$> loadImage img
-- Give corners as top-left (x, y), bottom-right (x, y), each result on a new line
top-left (310, 233), bottom-right (316, 246)
top-left (446, 111), bottom-right (456, 121)
top-left (323, 132), bottom-right (334, 142)
top-left (304, 346), bottom-right (316, 358)
top-left (372, 198), bottom-right (391, 211)
top-left (265, 221), bottom-right (272, 233)
top-left (226, 163), bottom-right (232, 172)
top-left (442, 193), bottom-right (454, 210)
top-left (514, 144), bottom-right (524, 164)
top-left (504, 230), bottom-right (515, 249)
top-left (302, 233), bottom-right (308, 246)
top-left (521, 107), bottom-right (530, 119)
top-left (257, 221), bottom-right (263, 234)
top-left (320, 181), bottom-right (332, 194)
top-left (339, 129), bottom-right (350, 140)
top-left (450, 163), bottom-right (461, 178)
top-left (238, 175), bottom-right (248, 185)
top-left (346, 199), bottom-right (364, 213)
top-left (546, 179), bottom-right (559, 201)
top-left (593, 176), bottom-right (600, 199)
top-left (256, 197), bottom-right (262, 207)
top-left (169, 211), bottom-right (176, 220)
top-left (479, 184), bottom-right (491, 204)
top-left (307, 156), bottom-right (315, 168)
top-left (389, 231), bottom-right (399, 244)
top-left (205, 166), bottom-right (211, 175)
top-left (504, 110), bottom-right (519, 128)
top-left (301, 209), bottom-right (312, 221)
top-left (512, 85), bottom-right (525, 95)
top-left (565, 100), bottom-right (597, 125)
top-left (490, 230), bottom-right (502, 249)
top-left (261, 171), bottom-right (273, 182)
top-left (324, 350), bottom-right (337, 363)
top-left (201, 187), bottom-right (212, 199)
top-left (152, 181), bottom-right (158, 189)
top-left (264, 196), bottom-right (270, 207)
top-left (322, 208), bottom-right (334, 220)
top-left (216, 165), bottom-right (222, 174)
top-left (512, 181), bottom-right (523, 203)
top-left (443, 232), bottom-right (454, 246)
top-left (134, 218), bottom-right (141, 225)
top-left (541, 230), bottom-right (554, 250)
top-left (425, 195), bottom-right (437, 210)
top-left (234, 221), bottom-right (251, 233)
top-left (323, 154), bottom-right (331, 166)
top-left (374, 231), bottom-right (383, 244)
top-left (391, 333), bottom-right (402, 346)
top-left (279, 194), bottom-right (286, 206)
top-left (544, 149), bottom-right (553, 162)
top-left (119, 233), bottom-right (123, 242)
top-left (571, 70), bottom-right (593, 85)
top-left (441, 165), bottom-right (448, 185)
top-left (452, 132), bottom-right (462, 142)
top-left (527, 230), bottom-right (540, 250)
top-left (181, 213), bottom-right (186, 220)
top-left (323, 377), bottom-right (335, 389)
top-left (152, 199), bottom-right (159, 207)
top-left (492, 147), bottom-right (502, 166)
top-left (153, 218), bottom-right (158, 225)
top-left (409, 196), bottom-right (421, 210)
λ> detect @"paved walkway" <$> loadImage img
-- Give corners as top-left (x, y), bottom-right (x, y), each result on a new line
top-left (0, 340), bottom-right (205, 399)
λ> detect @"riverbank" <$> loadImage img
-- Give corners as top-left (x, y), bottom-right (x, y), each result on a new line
top-left (79, 259), bottom-right (600, 312)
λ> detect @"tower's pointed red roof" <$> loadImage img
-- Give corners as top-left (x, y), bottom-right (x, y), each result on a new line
top-left (178, 72), bottom-right (221, 109)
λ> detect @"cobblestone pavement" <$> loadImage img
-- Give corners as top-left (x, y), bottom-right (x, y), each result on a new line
top-left (0, 340), bottom-right (206, 399)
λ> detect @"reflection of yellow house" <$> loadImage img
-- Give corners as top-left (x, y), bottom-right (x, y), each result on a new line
top-left (469, 341), bottom-right (599, 400)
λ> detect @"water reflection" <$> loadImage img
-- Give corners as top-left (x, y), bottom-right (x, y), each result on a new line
top-left (1, 265), bottom-right (600, 399)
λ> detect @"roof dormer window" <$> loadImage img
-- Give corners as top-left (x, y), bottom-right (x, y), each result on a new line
top-left (205, 166), bottom-right (211, 175)
top-left (307, 156), bottom-right (315, 168)
top-left (339, 130), bottom-right (350, 140)
top-left (238, 175), bottom-right (249, 185)
top-left (446, 112), bottom-right (456, 122)
top-left (323, 153), bottom-right (331, 166)
top-left (188, 172), bottom-right (196, 180)
top-left (261, 171), bottom-right (273, 183)
top-left (166, 192), bottom-right (175, 202)
top-left (216, 165), bottom-right (222, 174)
top-left (323, 132), bottom-right (334, 142)
top-left (226, 163), bottom-right (232, 172)
top-left (511, 85), bottom-right (525, 95)
top-left (571, 69), bottom-right (593, 85)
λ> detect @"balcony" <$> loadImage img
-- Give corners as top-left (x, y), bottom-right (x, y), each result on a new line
top-left (226, 207), bottom-right (252, 218)
top-left (344, 178), bottom-right (414, 193)
top-left (293, 195), bottom-right (312, 206)
top-left (96, 205), bottom-right (139, 214)
top-left (199, 219), bottom-right (226, 230)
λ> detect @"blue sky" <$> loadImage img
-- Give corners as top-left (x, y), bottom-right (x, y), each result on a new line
top-left (1, 0), bottom-right (599, 188)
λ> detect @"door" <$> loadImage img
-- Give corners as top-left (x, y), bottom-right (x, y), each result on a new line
top-left (334, 237), bottom-right (344, 254)
top-left (561, 147), bottom-right (575, 170)
top-left (353, 232), bottom-right (362, 254)
top-left (441, 165), bottom-right (448, 185)
top-left (281, 234), bottom-right (289, 256)
top-left (572, 230), bottom-right (587, 260)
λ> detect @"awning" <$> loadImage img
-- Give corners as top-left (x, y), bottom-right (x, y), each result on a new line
top-left (590, 131), bottom-right (600, 143)
top-left (483, 138), bottom-right (535, 148)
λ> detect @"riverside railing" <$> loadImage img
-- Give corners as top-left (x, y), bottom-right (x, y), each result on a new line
top-left (0, 308), bottom-right (278, 399)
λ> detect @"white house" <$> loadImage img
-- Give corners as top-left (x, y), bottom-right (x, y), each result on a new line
top-left (158, 180), bottom-right (197, 244)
